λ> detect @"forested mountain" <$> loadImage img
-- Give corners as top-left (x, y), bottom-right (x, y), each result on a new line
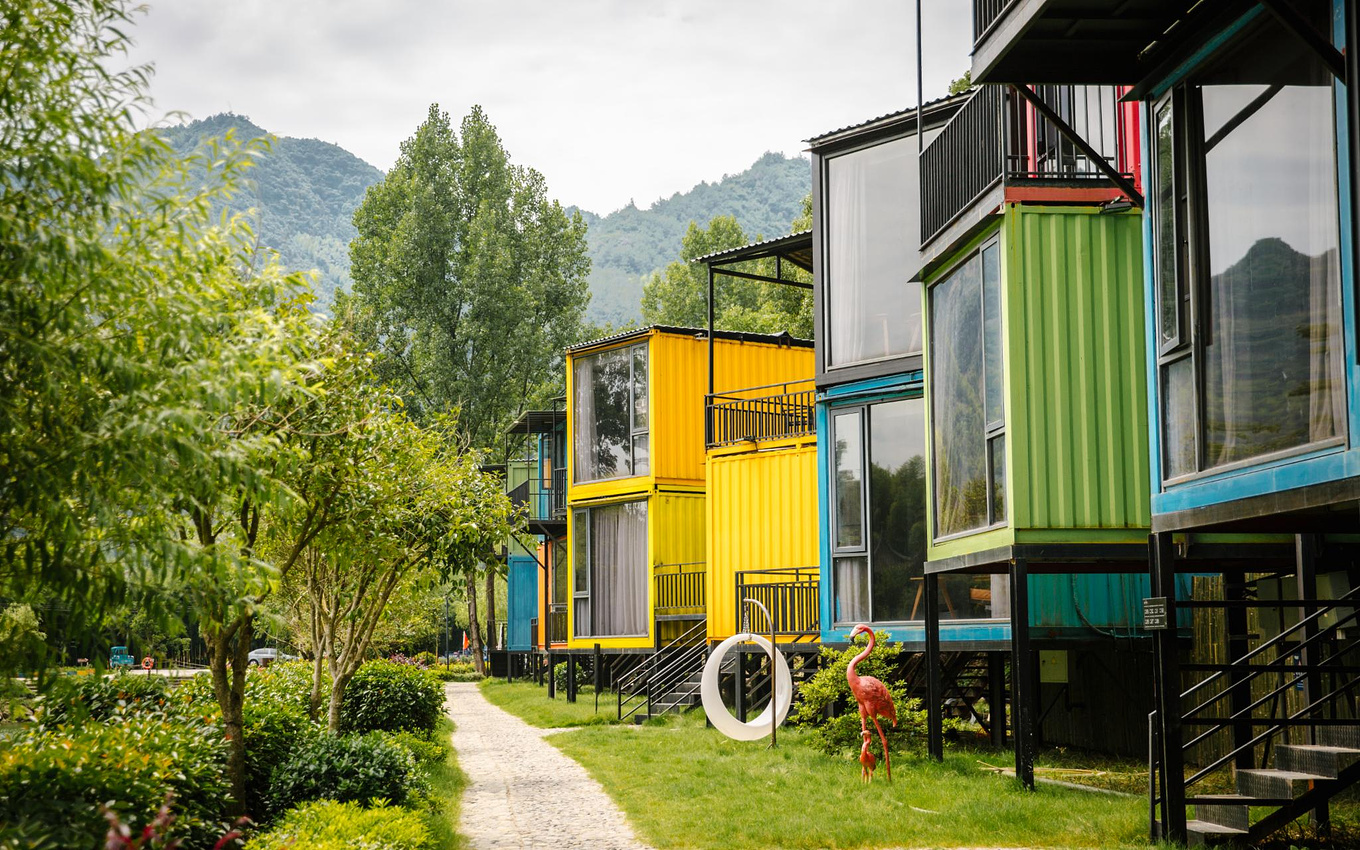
top-left (575, 151), bottom-right (811, 324)
top-left (161, 114), bottom-right (384, 309)
top-left (163, 116), bottom-right (808, 322)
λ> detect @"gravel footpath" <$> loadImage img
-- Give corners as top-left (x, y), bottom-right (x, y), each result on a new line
top-left (444, 682), bottom-right (653, 850)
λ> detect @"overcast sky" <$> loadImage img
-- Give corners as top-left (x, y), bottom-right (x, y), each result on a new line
top-left (127, 1), bottom-right (972, 216)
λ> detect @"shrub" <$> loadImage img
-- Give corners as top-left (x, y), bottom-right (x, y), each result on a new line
top-left (412, 651), bottom-right (437, 668)
top-left (246, 800), bottom-right (431, 850)
top-left (553, 661), bottom-right (591, 692)
top-left (243, 700), bottom-right (318, 822)
top-left (0, 714), bottom-right (231, 849)
top-left (268, 732), bottom-right (422, 812)
top-left (0, 677), bottom-right (32, 723)
top-left (378, 728), bottom-right (447, 765)
top-left (38, 671), bottom-right (185, 727)
top-left (339, 660), bottom-right (442, 734)
top-left (792, 631), bottom-right (966, 757)
top-left (430, 661), bottom-right (481, 683)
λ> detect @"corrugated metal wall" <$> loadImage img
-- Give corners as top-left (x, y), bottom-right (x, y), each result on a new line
top-left (506, 555), bottom-right (538, 651)
top-left (706, 438), bottom-right (818, 641)
top-left (1006, 205), bottom-right (1150, 531)
top-left (653, 491), bottom-right (706, 569)
top-left (652, 332), bottom-right (814, 483)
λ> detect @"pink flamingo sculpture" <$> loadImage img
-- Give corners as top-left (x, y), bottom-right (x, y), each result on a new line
top-left (858, 731), bottom-right (877, 782)
top-left (848, 624), bottom-right (897, 781)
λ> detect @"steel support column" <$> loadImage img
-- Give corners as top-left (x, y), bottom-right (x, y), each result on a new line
top-left (566, 654), bottom-right (578, 703)
top-left (1010, 557), bottom-right (1034, 790)
top-left (1225, 573), bottom-right (1253, 771)
top-left (547, 652), bottom-right (556, 698)
top-left (1152, 532), bottom-right (1186, 844)
top-left (1296, 533), bottom-right (1329, 830)
top-left (925, 572), bottom-right (944, 761)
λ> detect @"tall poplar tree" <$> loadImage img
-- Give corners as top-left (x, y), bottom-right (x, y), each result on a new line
top-left (343, 104), bottom-right (591, 450)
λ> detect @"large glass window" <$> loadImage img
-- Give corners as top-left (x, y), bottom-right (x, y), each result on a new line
top-left (1153, 6), bottom-right (1346, 478)
top-left (930, 240), bottom-right (1005, 539)
top-left (571, 501), bottom-right (647, 638)
top-left (573, 343), bottom-right (649, 482)
top-left (831, 398), bottom-right (998, 624)
top-left (825, 135), bottom-right (924, 368)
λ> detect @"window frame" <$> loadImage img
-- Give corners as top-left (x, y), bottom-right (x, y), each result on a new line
top-left (572, 342), bottom-right (651, 485)
top-left (570, 500), bottom-right (649, 640)
top-left (927, 234), bottom-right (1008, 543)
top-left (817, 132), bottom-right (928, 379)
top-left (1151, 25), bottom-right (1349, 486)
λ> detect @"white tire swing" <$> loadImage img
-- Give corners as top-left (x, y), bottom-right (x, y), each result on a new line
top-left (700, 632), bottom-right (793, 741)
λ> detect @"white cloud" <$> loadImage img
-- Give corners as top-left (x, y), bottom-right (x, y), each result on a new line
top-left (127, 0), bottom-right (972, 214)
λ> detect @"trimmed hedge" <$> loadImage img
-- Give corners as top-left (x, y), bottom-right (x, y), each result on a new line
top-left (0, 715), bottom-right (230, 849)
top-left (339, 660), bottom-right (442, 734)
top-left (246, 799), bottom-right (432, 850)
top-left (268, 731), bottom-right (422, 812)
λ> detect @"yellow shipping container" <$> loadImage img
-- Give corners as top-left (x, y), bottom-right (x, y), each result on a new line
top-left (706, 437), bottom-right (819, 642)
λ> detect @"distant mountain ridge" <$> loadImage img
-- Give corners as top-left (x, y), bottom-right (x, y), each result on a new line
top-left (161, 113), bottom-right (384, 309)
top-left (572, 151), bottom-right (811, 324)
top-left (162, 116), bottom-right (809, 320)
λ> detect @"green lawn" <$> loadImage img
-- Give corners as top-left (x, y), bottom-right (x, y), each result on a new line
top-left (426, 716), bottom-right (469, 850)
top-left (484, 682), bottom-right (1153, 849)
top-left (478, 679), bottom-right (624, 728)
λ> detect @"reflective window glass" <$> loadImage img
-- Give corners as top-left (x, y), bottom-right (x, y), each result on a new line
top-left (931, 253), bottom-right (987, 537)
top-left (867, 399), bottom-right (927, 624)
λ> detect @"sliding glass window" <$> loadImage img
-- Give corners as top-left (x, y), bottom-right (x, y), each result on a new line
top-left (1153, 4), bottom-right (1346, 480)
top-left (571, 501), bottom-right (647, 638)
top-left (573, 343), bottom-right (649, 483)
top-left (930, 239), bottom-right (1005, 539)
top-left (824, 136), bottom-right (924, 369)
top-left (831, 398), bottom-right (999, 624)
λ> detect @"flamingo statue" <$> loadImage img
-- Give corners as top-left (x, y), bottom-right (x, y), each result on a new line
top-left (848, 624), bottom-right (897, 781)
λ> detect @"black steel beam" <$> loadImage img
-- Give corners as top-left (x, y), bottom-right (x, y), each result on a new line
top-left (1007, 83), bottom-right (1144, 208)
top-left (1010, 557), bottom-right (1034, 790)
top-left (1152, 533), bottom-right (1186, 844)
top-left (710, 266), bottom-right (813, 289)
top-left (926, 573), bottom-right (943, 761)
top-left (1258, 0), bottom-right (1345, 81)
top-left (989, 651), bottom-right (1008, 748)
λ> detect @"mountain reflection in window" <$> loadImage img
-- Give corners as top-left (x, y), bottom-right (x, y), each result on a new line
top-left (573, 344), bottom-right (649, 482)
top-left (1197, 37), bottom-right (1344, 469)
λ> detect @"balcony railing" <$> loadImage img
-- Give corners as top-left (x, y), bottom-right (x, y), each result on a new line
top-left (921, 83), bottom-right (1134, 248)
top-left (547, 604), bottom-right (568, 644)
top-left (735, 566), bottom-right (820, 641)
top-left (507, 473), bottom-right (566, 525)
top-left (974, 0), bottom-right (1016, 44)
top-left (654, 561), bottom-right (706, 618)
top-left (706, 380), bottom-right (815, 448)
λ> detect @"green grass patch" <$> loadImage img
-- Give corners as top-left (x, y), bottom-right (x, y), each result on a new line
top-left (424, 716), bottom-right (469, 850)
top-left (549, 711), bottom-right (1156, 850)
top-left (478, 679), bottom-right (623, 728)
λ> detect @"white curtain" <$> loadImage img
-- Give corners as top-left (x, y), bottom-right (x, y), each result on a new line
top-left (572, 358), bottom-right (595, 481)
top-left (590, 501), bottom-right (648, 637)
top-left (835, 558), bottom-right (869, 624)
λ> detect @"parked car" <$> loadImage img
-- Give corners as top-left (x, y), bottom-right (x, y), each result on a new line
top-left (246, 647), bottom-right (298, 667)
top-left (109, 646), bottom-right (134, 668)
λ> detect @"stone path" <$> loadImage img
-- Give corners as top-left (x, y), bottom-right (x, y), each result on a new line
top-left (444, 682), bottom-right (653, 850)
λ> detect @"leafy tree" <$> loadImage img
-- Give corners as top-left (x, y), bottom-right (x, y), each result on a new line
top-left (640, 210), bottom-right (812, 337)
top-left (949, 71), bottom-right (974, 94)
top-left (342, 104), bottom-right (591, 449)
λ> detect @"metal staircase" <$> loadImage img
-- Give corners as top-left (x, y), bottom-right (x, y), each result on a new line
top-left (616, 619), bottom-right (708, 722)
top-left (1151, 584), bottom-right (1360, 846)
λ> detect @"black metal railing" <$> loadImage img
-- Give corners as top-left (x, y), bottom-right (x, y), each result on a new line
top-left (617, 618), bottom-right (708, 722)
top-left (706, 380), bottom-right (815, 448)
top-left (921, 84), bottom-right (1004, 246)
top-left (506, 473), bottom-right (566, 524)
top-left (921, 83), bottom-right (1132, 248)
top-left (1150, 584), bottom-right (1360, 842)
top-left (735, 566), bottom-right (820, 640)
top-left (655, 562), bottom-right (706, 617)
top-left (547, 604), bottom-right (568, 644)
top-left (974, 0), bottom-right (1015, 44)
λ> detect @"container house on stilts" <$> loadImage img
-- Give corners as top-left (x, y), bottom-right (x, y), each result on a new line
top-left (909, 31), bottom-right (1188, 787)
top-left (966, 0), bottom-right (1360, 844)
top-left (500, 403), bottom-right (568, 678)
top-left (561, 326), bottom-right (812, 715)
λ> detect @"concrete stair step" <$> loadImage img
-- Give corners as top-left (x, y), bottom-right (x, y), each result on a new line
top-left (1191, 796), bottom-right (1254, 831)
top-left (1184, 819), bottom-right (1249, 847)
top-left (1235, 768), bottom-right (1331, 800)
top-left (1316, 724), bottom-right (1360, 750)
top-left (1274, 744), bottom-right (1360, 779)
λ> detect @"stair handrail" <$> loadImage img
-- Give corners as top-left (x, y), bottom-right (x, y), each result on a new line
top-left (615, 619), bottom-right (706, 692)
top-left (1179, 584), bottom-right (1360, 702)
